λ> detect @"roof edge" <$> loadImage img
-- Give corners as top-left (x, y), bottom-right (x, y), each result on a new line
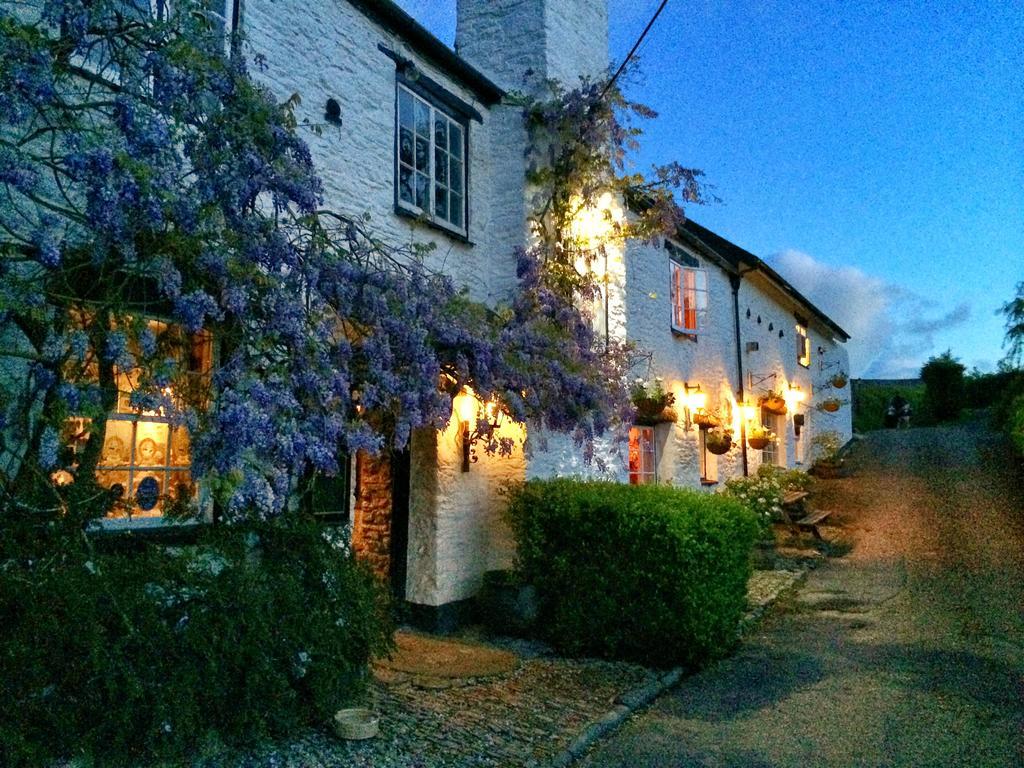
top-left (681, 220), bottom-right (851, 342)
top-left (346, 0), bottom-right (504, 105)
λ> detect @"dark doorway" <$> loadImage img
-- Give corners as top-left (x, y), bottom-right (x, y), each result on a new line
top-left (389, 449), bottom-right (411, 599)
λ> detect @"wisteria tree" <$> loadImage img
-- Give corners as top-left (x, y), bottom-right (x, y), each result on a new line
top-left (0, 0), bottom-right (701, 522)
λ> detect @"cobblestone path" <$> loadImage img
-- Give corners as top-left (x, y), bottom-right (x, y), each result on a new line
top-left (580, 419), bottom-right (1024, 767)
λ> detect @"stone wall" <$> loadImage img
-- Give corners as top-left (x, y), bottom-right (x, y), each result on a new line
top-left (244, 0), bottom-right (515, 306)
top-left (351, 452), bottom-right (393, 582)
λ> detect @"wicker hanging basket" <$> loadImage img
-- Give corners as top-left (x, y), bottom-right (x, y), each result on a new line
top-left (705, 432), bottom-right (732, 455)
top-left (747, 436), bottom-right (770, 450)
top-left (760, 394), bottom-right (787, 415)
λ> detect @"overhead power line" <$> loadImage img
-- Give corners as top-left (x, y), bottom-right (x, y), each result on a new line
top-left (601, 0), bottom-right (671, 99)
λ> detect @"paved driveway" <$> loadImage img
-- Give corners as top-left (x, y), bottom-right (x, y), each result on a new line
top-left (580, 421), bottom-right (1024, 767)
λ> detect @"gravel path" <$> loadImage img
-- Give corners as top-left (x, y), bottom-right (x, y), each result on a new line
top-left (579, 419), bottom-right (1024, 767)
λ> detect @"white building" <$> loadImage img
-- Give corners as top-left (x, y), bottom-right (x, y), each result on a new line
top-left (3, 0), bottom-right (852, 630)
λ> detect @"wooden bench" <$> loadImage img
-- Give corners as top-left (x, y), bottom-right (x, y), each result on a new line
top-left (779, 490), bottom-right (833, 539)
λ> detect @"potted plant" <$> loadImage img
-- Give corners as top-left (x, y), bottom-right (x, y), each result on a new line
top-left (810, 430), bottom-right (844, 478)
top-left (760, 390), bottom-right (788, 415)
top-left (830, 372), bottom-right (848, 389)
top-left (746, 424), bottom-right (775, 450)
top-left (704, 426), bottom-right (733, 455)
top-left (630, 377), bottom-right (677, 425)
top-left (819, 397), bottom-right (842, 413)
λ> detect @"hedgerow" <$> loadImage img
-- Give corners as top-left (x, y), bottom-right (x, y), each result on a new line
top-left (505, 479), bottom-right (759, 668)
top-left (0, 516), bottom-right (392, 767)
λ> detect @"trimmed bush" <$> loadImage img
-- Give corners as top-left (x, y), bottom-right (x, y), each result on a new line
top-left (505, 479), bottom-right (759, 668)
top-left (0, 516), bottom-right (392, 767)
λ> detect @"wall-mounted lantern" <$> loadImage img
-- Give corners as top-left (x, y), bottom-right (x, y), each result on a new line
top-left (681, 382), bottom-right (708, 430)
top-left (453, 388), bottom-right (505, 472)
top-left (783, 384), bottom-right (806, 413)
top-left (453, 389), bottom-right (476, 473)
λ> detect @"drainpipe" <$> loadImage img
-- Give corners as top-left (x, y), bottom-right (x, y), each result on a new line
top-left (730, 272), bottom-right (749, 477)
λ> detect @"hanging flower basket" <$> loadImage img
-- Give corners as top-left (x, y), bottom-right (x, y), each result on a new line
top-left (634, 404), bottom-right (677, 426)
top-left (820, 398), bottom-right (841, 413)
top-left (705, 429), bottom-right (732, 455)
top-left (760, 392), bottom-right (788, 415)
top-left (830, 373), bottom-right (848, 389)
top-left (746, 425), bottom-right (775, 450)
top-left (631, 378), bottom-right (677, 426)
top-left (693, 410), bottom-right (721, 429)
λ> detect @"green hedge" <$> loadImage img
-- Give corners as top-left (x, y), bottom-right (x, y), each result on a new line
top-left (0, 516), bottom-right (393, 767)
top-left (505, 479), bottom-right (759, 668)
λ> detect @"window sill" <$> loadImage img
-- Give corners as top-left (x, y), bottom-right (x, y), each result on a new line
top-left (670, 328), bottom-right (698, 342)
top-left (700, 479), bottom-right (719, 487)
top-left (395, 204), bottom-right (473, 245)
top-left (87, 516), bottom-right (205, 543)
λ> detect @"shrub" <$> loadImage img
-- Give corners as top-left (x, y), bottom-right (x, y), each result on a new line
top-left (723, 464), bottom-right (815, 538)
top-left (1008, 394), bottom-right (1024, 457)
top-left (0, 516), bottom-right (393, 767)
top-left (505, 479), bottom-right (759, 668)
top-left (852, 381), bottom-right (927, 431)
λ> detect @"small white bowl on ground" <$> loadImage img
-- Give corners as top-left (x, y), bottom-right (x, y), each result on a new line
top-left (333, 708), bottom-right (379, 740)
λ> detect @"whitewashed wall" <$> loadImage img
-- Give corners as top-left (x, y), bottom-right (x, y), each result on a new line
top-left (736, 272), bottom-right (852, 471)
top-left (620, 237), bottom-right (746, 487)
top-left (244, 0), bottom-right (520, 305)
top-left (244, 0), bottom-right (614, 609)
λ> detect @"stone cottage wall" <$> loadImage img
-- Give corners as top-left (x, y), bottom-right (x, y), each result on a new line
top-left (244, 0), bottom-right (515, 305)
top-left (737, 271), bottom-right (852, 471)
top-left (350, 453), bottom-right (393, 582)
top-left (621, 236), bottom-right (746, 488)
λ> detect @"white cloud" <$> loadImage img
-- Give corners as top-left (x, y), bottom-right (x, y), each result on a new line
top-left (766, 250), bottom-right (972, 379)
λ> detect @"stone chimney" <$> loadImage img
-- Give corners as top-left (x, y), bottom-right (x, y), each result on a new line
top-left (455, 0), bottom-right (609, 92)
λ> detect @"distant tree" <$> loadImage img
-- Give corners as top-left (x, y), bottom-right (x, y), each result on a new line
top-left (920, 350), bottom-right (966, 422)
top-left (1000, 281), bottom-right (1024, 369)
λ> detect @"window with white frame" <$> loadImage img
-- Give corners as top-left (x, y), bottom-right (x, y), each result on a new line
top-left (64, 320), bottom-right (213, 521)
top-left (150, 1), bottom-right (239, 51)
top-left (796, 323), bottom-right (811, 367)
top-left (760, 408), bottom-right (784, 467)
top-left (670, 261), bottom-right (708, 334)
top-left (396, 84), bottom-right (466, 234)
top-left (628, 426), bottom-right (657, 485)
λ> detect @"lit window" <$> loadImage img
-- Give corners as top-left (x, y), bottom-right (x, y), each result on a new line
top-left (670, 262), bottom-right (708, 334)
top-left (66, 321), bottom-right (213, 520)
top-left (628, 426), bottom-right (657, 485)
top-left (396, 84), bottom-right (466, 234)
top-left (761, 408), bottom-right (783, 467)
top-left (796, 323), bottom-right (811, 367)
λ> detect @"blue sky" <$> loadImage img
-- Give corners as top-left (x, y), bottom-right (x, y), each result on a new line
top-left (395, 0), bottom-right (1022, 377)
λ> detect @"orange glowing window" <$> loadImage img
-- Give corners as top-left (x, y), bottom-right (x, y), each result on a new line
top-left (628, 426), bottom-right (657, 485)
top-left (670, 262), bottom-right (708, 334)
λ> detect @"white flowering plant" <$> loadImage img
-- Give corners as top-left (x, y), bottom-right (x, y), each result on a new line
top-left (722, 465), bottom-right (815, 537)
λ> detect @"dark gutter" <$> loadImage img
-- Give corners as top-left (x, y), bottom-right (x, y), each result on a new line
top-left (348, 0), bottom-right (504, 105)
